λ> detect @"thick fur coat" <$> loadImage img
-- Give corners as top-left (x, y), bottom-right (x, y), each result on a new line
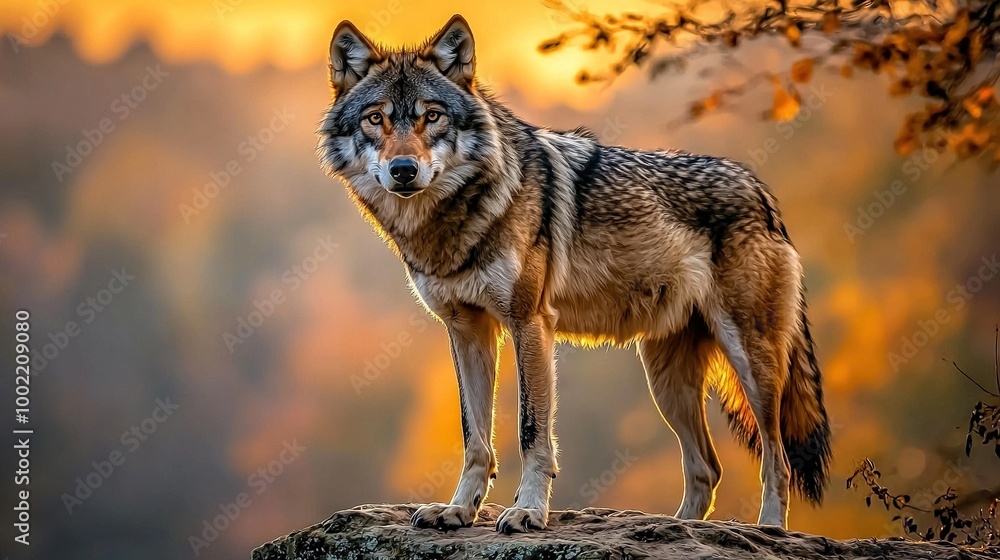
top-left (318, 15), bottom-right (831, 533)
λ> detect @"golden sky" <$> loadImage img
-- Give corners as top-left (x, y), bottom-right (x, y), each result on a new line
top-left (1, 0), bottom-right (649, 107)
top-left (5, 0), bottom-right (998, 547)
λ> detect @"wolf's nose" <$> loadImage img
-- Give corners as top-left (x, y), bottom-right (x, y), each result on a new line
top-left (389, 157), bottom-right (418, 185)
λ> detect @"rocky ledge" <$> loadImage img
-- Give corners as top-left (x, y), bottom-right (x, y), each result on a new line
top-left (252, 503), bottom-right (999, 560)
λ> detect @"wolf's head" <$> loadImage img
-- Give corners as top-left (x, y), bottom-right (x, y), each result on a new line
top-left (319, 15), bottom-right (497, 202)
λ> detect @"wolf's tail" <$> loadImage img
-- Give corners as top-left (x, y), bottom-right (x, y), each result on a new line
top-left (779, 293), bottom-right (832, 504)
top-left (711, 291), bottom-right (832, 505)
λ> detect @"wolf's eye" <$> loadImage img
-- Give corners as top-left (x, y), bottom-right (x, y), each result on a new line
top-left (425, 110), bottom-right (442, 123)
top-left (365, 113), bottom-right (383, 126)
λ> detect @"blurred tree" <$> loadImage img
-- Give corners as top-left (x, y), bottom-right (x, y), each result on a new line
top-left (541, 0), bottom-right (1000, 161)
top-left (846, 332), bottom-right (1000, 550)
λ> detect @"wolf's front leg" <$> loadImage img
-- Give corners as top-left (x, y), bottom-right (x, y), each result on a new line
top-left (411, 305), bottom-right (502, 530)
top-left (496, 311), bottom-right (558, 534)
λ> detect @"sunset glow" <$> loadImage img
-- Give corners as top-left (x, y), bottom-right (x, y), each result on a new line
top-left (1, 0), bottom-right (645, 107)
top-left (2, 1), bottom-right (998, 558)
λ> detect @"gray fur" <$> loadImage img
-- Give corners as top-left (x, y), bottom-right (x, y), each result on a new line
top-left (318, 15), bottom-right (831, 533)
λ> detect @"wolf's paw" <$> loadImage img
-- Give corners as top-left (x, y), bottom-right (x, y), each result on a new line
top-left (495, 506), bottom-right (547, 534)
top-left (756, 514), bottom-right (787, 528)
top-left (410, 503), bottom-right (477, 530)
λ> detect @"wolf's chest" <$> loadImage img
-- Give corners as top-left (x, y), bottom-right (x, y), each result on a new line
top-left (409, 256), bottom-right (520, 320)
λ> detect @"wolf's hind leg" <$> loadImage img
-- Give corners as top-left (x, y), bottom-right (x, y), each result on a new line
top-left (741, 334), bottom-right (791, 527)
top-left (711, 310), bottom-right (791, 528)
top-left (411, 304), bottom-right (502, 530)
top-left (639, 316), bottom-right (722, 520)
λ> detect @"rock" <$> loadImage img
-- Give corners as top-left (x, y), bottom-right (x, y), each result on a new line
top-left (252, 503), bottom-right (999, 560)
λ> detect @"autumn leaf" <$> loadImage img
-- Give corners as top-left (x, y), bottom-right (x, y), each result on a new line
top-left (852, 43), bottom-right (879, 72)
top-left (822, 11), bottom-right (840, 34)
top-left (962, 86), bottom-right (996, 119)
top-left (904, 50), bottom-right (927, 81)
top-left (549, 0), bottom-right (1000, 165)
top-left (705, 90), bottom-right (722, 110)
top-left (790, 59), bottom-right (814, 83)
top-left (770, 83), bottom-right (800, 121)
top-left (950, 123), bottom-right (991, 158)
top-left (894, 124), bottom-right (918, 156)
top-left (969, 31), bottom-right (984, 63)
top-left (959, 123), bottom-right (990, 144)
top-left (963, 97), bottom-right (983, 119)
top-left (785, 25), bottom-right (801, 48)
top-left (944, 10), bottom-right (969, 47)
top-left (976, 86), bottom-right (995, 104)
top-left (690, 90), bottom-right (723, 118)
top-left (883, 33), bottom-right (913, 61)
top-left (538, 34), bottom-right (567, 53)
top-left (889, 79), bottom-right (913, 97)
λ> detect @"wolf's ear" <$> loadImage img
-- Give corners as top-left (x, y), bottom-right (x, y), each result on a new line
top-left (421, 15), bottom-right (475, 89)
top-left (329, 21), bottom-right (382, 95)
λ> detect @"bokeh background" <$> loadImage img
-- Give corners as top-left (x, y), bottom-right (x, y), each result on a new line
top-left (1, 1), bottom-right (998, 559)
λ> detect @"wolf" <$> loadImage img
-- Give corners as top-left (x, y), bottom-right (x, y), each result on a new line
top-left (318, 14), bottom-right (832, 533)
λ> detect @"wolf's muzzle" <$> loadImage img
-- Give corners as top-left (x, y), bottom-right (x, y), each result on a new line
top-left (389, 157), bottom-right (418, 184)
top-left (387, 156), bottom-right (423, 197)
